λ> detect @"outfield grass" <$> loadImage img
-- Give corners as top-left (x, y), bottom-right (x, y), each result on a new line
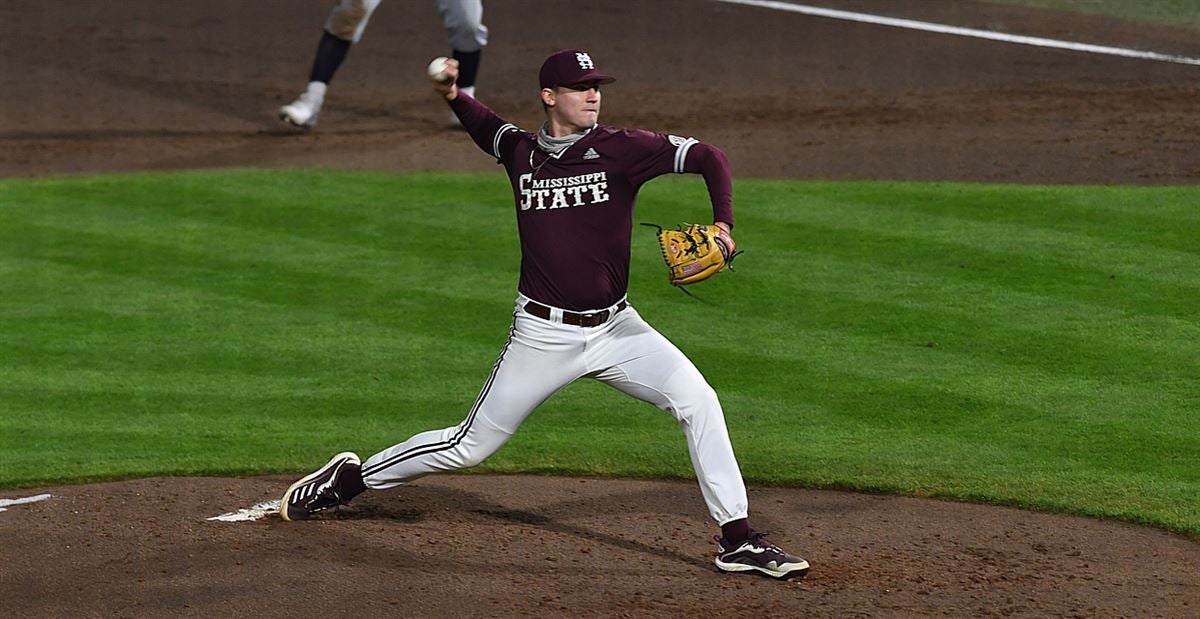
top-left (1, 170), bottom-right (1197, 536)
top-left (985, 0), bottom-right (1200, 30)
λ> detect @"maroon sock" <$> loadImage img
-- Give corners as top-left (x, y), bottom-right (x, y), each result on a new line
top-left (339, 465), bottom-right (368, 502)
top-left (721, 518), bottom-right (752, 544)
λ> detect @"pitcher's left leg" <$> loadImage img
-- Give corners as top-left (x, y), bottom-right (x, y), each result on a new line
top-left (587, 309), bottom-right (748, 525)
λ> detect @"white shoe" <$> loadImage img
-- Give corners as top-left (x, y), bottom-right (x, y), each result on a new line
top-left (279, 89), bottom-right (324, 128)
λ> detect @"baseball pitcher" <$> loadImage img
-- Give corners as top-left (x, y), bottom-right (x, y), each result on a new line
top-left (279, 49), bottom-right (810, 581)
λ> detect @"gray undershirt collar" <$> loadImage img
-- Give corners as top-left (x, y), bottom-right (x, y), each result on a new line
top-left (536, 122), bottom-right (594, 155)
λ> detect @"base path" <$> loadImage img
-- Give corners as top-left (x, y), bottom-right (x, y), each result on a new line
top-left (1, 0), bottom-right (1198, 183)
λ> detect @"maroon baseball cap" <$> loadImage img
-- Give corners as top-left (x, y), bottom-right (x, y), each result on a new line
top-left (538, 49), bottom-right (616, 89)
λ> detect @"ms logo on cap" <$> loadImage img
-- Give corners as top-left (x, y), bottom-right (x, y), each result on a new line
top-left (538, 49), bottom-right (613, 89)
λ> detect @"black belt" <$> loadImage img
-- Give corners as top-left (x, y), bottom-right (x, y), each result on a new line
top-left (523, 300), bottom-right (628, 327)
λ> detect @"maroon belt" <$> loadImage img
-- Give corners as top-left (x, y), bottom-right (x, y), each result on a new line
top-left (523, 300), bottom-right (628, 327)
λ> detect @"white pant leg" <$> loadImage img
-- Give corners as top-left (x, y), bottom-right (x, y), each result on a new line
top-left (361, 308), bottom-right (585, 489)
top-left (436, 0), bottom-right (487, 52)
top-left (325, 0), bottom-right (382, 43)
top-left (585, 308), bottom-right (749, 525)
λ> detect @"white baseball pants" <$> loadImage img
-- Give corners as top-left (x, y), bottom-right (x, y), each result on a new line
top-left (325, 0), bottom-right (488, 51)
top-left (360, 295), bottom-right (750, 525)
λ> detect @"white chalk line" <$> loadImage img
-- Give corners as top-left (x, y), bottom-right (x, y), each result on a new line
top-left (715, 0), bottom-right (1200, 66)
top-left (207, 500), bottom-right (280, 522)
top-left (0, 493), bottom-right (53, 512)
top-left (0, 493), bottom-right (278, 520)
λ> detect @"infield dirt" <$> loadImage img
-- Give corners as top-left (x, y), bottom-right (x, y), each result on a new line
top-left (2, 0), bottom-right (1198, 616)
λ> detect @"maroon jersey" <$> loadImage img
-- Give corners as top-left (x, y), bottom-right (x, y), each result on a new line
top-left (450, 94), bottom-right (734, 310)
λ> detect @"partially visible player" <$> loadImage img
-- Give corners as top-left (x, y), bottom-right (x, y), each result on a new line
top-left (277, 49), bottom-right (811, 582)
top-left (279, 0), bottom-right (487, 128)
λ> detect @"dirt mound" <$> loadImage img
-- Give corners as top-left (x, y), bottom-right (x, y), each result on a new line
top-left (3, 475), bottom-right (1196, 616)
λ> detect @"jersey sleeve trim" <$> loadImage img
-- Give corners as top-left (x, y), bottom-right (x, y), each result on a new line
top-left (673, 137), bottom-right (700, 174)
top-left (493, 123), bottom-right (520, 160)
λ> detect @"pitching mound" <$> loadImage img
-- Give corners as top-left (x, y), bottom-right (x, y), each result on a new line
top-left (2, 475), bottom-right (1196, 615)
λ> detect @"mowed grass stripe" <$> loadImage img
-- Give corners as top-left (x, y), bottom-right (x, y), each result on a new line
top-left (1, 223), bottom-right (516, 332)
top-left (1, 169), bottom-right (1197, 536)
top-left (777, 206), bottom-right (1200, 291)
top-left (758, 197), bottom-right (1200, 297)
top-left (768, 289), bottom-right (1197, 394)
top-left (756, 224), bottom-right (1192, 327)
top-left (5, 191), bottom-right (517, 281)
top-left (778, 181), bottom-right (1200, 251)
top-left (699, 321), bottom-right (1197, 427)
top-left (760, 251), bottom-right (1199, 364)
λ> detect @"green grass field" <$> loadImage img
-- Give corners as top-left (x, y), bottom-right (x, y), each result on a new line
top-left (986, 0), bottom-right (1200, 30)
top-left (1, 169), bottom-right (1197, 537)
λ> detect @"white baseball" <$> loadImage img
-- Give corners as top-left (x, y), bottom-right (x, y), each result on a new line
top-left (427, 56), bottom-right (452, 84)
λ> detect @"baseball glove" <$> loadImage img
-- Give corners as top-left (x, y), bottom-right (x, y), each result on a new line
top-left (643, 223), bottom-right (741, 287)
